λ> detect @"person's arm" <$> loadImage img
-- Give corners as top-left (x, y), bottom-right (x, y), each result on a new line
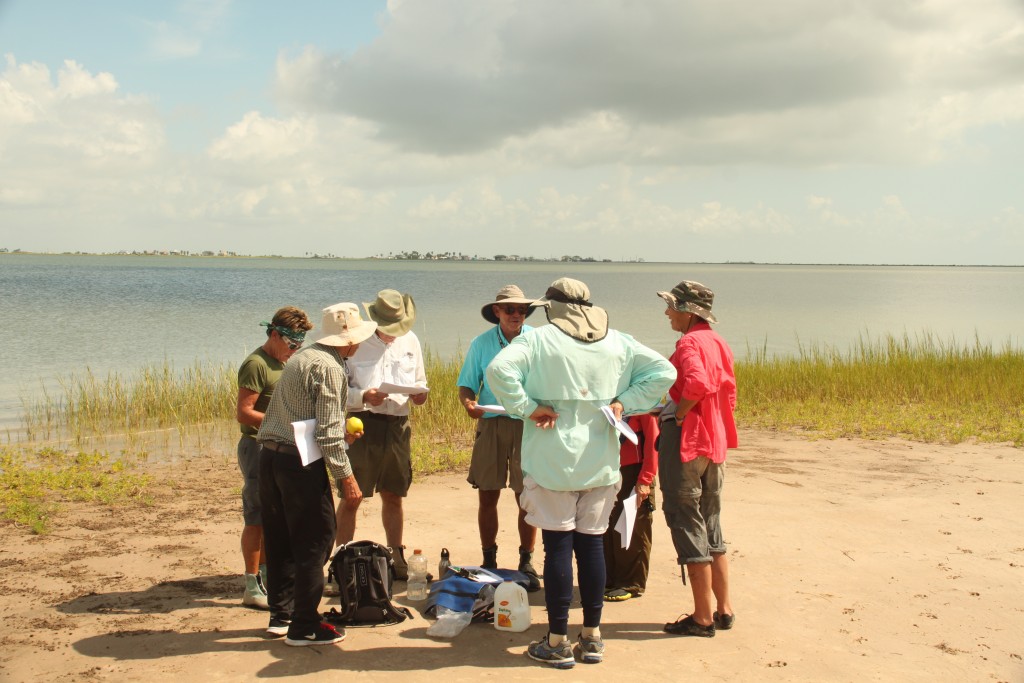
top-left (458, 385), bottom-right (485, 419)
top-left (236, 388), bottom-right (263, 428)
top-left (615, 341), bottom-right (677, 415)
top-left (636, 414), bottom-right (659, 486)
top-left (486, 338), bottom-right (541, 422)
top-left (411, 339), bottom-right (429, 405)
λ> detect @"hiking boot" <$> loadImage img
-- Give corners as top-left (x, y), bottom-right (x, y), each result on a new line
top-left (518, 547), bottom-right (541, 592)
top-left (575, 632), bottom-right (605, 664)
top-left (527, 634), bottom-right (575, 669)
top-left (389, 545), bottom-right (408, 581)
top-left (266, 617), bottom-right (291, 638)
top-left (482, 545), bottom-right (498, 570)
top-left (284, 622), bottom-right (346, 647)
top-left (242, 573), bottom-right (269, 610)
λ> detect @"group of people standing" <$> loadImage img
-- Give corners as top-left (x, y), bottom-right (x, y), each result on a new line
top-left (232, 276), bottom-right (738, 667)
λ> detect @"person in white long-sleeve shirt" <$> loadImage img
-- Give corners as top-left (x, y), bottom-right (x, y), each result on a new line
top-left (335, 289), bottom-right (428, 579)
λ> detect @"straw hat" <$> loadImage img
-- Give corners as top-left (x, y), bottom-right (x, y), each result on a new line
top-left (531, 277), bottom-right (608, 343)
top-left (481, 284), bottom-right (537, 325)
top-left (312, 302), bottom-right (377, 347)
top-left (364, 289), bottom-right (416, 336)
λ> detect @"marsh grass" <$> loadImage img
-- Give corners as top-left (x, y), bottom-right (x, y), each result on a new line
top-left (21, 361), bottom-right (236, 446)
top-left (737, 333), bottom-right (1024, 444)
top-left (409, 349), bottom-right (475, 473)
top-left (0, 446), bottom-right (153, 534)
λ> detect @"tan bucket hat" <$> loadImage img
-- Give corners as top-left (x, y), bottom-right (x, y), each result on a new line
top-left (531, 277), bottom-right (608, 343)
top-left (481, 284), bottom-right (538, 324)
top-left (364, 289), bottom-right (416, 336)
top-left (312, 302), bottom-right (377, 347)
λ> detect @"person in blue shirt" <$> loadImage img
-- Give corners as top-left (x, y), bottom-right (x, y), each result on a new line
top-left (457, 285), bottom-right (540, 588)
top-left (487, 278), bottom-right (675, 668)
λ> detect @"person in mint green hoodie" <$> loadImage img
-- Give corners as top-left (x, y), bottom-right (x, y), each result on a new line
top-left (486, 277), bottom-right (675, 669)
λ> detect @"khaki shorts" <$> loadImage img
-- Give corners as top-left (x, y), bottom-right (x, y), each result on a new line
top-left (518, 475), bottom-right (621, 534)
top-left (467, 415), bottom-right (525, 492)
top-left (345, 412), bottom-right (412, 497)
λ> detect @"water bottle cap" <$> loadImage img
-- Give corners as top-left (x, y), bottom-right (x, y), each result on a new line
top-left (413, 548), bottom-right (423, 554)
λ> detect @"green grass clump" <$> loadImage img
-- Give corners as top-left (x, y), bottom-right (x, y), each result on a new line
top-left (409, 349), bottom-right (475, 474)
top-left (0, 447), bottom-right (153, 534)
top-left (21, 361), bottom-right (236, 443)
top-left (737, 333), bottom-right (1024, 445)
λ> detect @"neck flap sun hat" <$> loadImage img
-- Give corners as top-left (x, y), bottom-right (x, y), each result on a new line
top-left (364, 289), bottom-right (416, 336)
top-left (656, 280), bottom-right (718, 324)
top-left (313, 302), bottom-right (378, 346)
top-left (481, 284), bottom-right (538, 325)
top-left (532, 277), bottom-right (608, 343)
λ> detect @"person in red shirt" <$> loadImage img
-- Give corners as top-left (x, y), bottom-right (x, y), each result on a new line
top-left (655, 280), bottom-right (738, 638)
top-left (602, 412), bottom-right (660, 601)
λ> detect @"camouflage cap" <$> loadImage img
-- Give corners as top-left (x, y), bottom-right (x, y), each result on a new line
top-left (656, 280), bottom-right (718, 324)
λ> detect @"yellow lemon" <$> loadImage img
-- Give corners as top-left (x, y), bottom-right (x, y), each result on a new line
top-left (346, 416), bottom-right (364, 434)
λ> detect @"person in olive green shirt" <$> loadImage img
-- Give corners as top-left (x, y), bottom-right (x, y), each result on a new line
top-left (235, 306), bottom-right (313, 609)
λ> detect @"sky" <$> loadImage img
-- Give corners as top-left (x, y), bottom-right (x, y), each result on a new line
top-left (1, 0), bottom-right (1023, 265)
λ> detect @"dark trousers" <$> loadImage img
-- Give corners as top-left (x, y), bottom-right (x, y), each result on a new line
top-left (542, 529), bottom-right (605, 635)
top-left (603, 463), bottom-right (656, 595)
top-left (258, 446), bottom-right (336, 632)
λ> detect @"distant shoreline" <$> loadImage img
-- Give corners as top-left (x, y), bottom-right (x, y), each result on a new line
top-left (1, 250), bottom-right (1020, 268)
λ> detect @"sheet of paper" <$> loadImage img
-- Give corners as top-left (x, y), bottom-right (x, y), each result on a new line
top-left (477, 404), bottom-right (507, 415)
top-left (600, 405), bottom-right (638, 445)
top-left (291, 418), bottom-right (323, 466)
top-left (614, 490), bottom-right (638, 549)
top-left (377, 382), bottom-right (430, 395)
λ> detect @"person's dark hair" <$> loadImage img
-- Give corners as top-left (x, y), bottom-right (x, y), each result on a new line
top-left (267, 306), bottom-right (313, 336)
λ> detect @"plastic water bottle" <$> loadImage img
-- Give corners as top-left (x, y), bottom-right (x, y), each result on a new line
top-left (438, 547), bottom-right (452, 579)
top-left (494, 581), bottom-right (531, 631)
top-left (407, 548), bottom-right (429, 601)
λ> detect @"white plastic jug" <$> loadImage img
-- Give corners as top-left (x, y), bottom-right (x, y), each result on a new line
top-left (493, 581), bottom-right (531, 632)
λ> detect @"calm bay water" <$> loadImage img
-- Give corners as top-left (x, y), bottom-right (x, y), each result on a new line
top-left (2, 254), bottom-right (1022, 430)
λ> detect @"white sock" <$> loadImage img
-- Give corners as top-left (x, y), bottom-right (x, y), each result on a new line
top-left (548, 633), bottom-right (568, 647)
top-left (582, 626), bottom-right (601, 639)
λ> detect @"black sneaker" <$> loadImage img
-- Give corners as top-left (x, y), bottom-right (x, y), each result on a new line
top-left (663, 614), bottom-right (715, 638)
top-left (266, 617), bottom-right (291, 638)
top-left (284, 622), bottom-right (346, 647)
top-left (482, 545), bottom-right (498, 570)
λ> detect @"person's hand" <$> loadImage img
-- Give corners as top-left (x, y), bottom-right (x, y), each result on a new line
top-left (411, 391), bottom-right (428, 406)
top-left (364, 388), bottom-right (388, 406)
top-left (529, 405), bottom-right (558, 429)
top-left (635, 482), bottom-right (651, 506)
top-left (609, 400), bottom-right (624, 422)
top-left (339, 475), bottom-right (362, 504)
top-left (463, 399), bottom-right (485, 419)
top-left (344, 430), bottom-right (363, 445)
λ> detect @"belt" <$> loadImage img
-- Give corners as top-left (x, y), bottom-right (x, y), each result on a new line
top-left (261, 441), bottom-right (300, 456)
top-left (353, 410), bottom-right (407, 423)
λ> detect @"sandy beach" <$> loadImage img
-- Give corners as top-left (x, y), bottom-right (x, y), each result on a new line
top-left (1, 429), bottom-right (1021, 682)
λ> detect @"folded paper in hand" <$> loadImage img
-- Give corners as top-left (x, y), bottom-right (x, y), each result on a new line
top-left (377, 382), bottom-right (430, 396)
top-left (614, 490), bottom-right (638, 549)
top-left (600, 405), bottom-right (638, 445)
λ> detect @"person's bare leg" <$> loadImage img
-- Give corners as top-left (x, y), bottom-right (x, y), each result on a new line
top-left (514, 492), bottom-right (537, 552)
top-left (380, 491), bottom-right (404, 548)
top-left (686, 562), bottom-right (714, 626)
top-left (335, 497), bottom-right (361, 547)
top-left (711, 552), bottom-right (732, 617)
top-left (478, 489), bottom-right (501, 548)
top-left (241, 524), bottom-right (262, 574)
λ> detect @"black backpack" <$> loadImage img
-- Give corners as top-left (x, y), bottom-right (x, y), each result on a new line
top-left (326, 540), bottom-right (413, 627)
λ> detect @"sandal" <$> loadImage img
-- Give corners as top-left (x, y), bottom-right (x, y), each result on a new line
top-left (713, 611), bottom-right (735, 630)
top-left (663, 614), bottom-right (715, 637)
top-left (603, 588), bottom-right (634, 602)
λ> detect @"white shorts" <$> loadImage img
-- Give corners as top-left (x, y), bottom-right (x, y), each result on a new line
top-left (519, 475), bottom-right (621, 535)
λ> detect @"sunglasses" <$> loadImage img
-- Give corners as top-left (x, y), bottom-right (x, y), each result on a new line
top-left (270, 325), bottom-right (305, 349)
top-left (500, 305), bottom-right (530, 315)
